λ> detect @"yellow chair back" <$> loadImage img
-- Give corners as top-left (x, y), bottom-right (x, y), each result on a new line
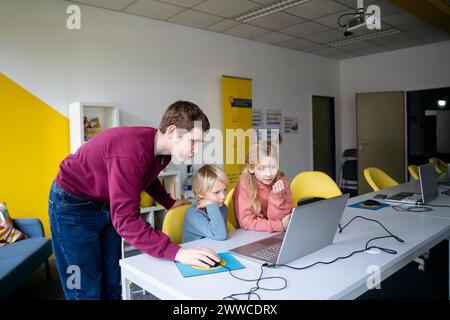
top-left (290, 171), bottom-right (342, 206)
top-left (408, 165), bottom-right (419, 180)
top-left (225, 188), bottom-right (237, 231)
top-left (363, 167), bottom-right (399, 191)
top-left (429, 157), bottom-right (448, 175)
top-left (161, 204), bottom-right (190, 244)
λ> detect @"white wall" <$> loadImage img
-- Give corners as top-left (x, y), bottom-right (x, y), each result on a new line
top-left (339, 41), bottom-right (450, 166)
top-left (0, 0), bottom-right (340, 182)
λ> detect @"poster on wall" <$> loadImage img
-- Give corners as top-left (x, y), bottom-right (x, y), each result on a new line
top-left (265, 109), bottom-right (282, 143)
top-left (222, 76), bottom-right (253, 187)
top-left (252, 109), bottom-right (264, 143)
top-left (284, 116), bottom-right (299, 134)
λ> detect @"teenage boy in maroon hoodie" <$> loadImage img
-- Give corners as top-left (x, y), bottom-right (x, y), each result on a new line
top-left (49, 101), bottom-right (219, 300)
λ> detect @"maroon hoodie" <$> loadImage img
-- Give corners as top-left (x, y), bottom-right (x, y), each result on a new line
top-left (56, 126), bottom-right (179, 260)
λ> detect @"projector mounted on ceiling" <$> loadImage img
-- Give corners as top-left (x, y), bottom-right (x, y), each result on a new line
top-left (338, 0), bottom-right (381, 37)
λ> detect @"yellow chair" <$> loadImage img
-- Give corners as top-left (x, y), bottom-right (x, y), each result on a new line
top-left (139, 191), bottom-right (154, 207)
top-left (290, 171), bottom-right (342, 207)
top-left (161, 204), bottom-right (190, 244)
top-left (429, 157), bottom-right (448, 175)
top-left (408, 165), bottom-right (419, 181)
top-left (363, 167), bottom-right (399, 191)
top-left (225, 188), bottom-right (237, 232)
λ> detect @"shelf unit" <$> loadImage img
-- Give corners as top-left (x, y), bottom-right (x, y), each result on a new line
top-left (122, 170), bottom-right (181, 259)
top-left (69, 102), bottom-right (120, 154)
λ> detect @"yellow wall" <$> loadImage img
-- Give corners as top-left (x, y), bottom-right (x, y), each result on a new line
top-left (0, 73), bottom-right (69, 236)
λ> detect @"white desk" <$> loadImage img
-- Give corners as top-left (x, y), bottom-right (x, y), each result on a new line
top-left (361, 181), bottom-right (450, 220)
top-left (120, 183), bottom-right (450, 300)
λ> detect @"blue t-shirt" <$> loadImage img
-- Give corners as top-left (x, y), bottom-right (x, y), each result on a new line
top-left (182, 202), bottom-right (228, 243)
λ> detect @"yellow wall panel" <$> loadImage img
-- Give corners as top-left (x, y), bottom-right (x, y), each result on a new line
top-left (222, 76), bottom-right (253, 187)
top-left (0, 73), bottom-right (69, 236)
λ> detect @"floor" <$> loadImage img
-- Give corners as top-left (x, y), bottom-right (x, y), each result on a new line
top-left (6, 240), bottom-right (448, 300)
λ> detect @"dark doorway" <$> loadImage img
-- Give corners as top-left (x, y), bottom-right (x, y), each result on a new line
top-left (407, 87), bottom-right (450, 167)
top-left (312, 96), bottom-right (336, 180)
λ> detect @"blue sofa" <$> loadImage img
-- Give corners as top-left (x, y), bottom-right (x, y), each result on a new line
top-left (0, 217), bottom-right (52, 300)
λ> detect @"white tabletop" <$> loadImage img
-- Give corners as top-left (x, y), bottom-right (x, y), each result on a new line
top-left (352, 181), bottom-right (450, 220)
top-left (120, 183), bottom-right (450, 300)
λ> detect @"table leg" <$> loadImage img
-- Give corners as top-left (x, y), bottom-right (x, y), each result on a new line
top-left (121, 269), bottom-right (131, 300)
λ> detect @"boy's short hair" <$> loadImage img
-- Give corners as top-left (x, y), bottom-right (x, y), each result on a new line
top-left (193, 164), bottom-right (229, 199)
top-left (159, 100), bottom-right (210, 133)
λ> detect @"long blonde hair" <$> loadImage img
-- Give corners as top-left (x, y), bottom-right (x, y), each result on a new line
top-left (242, 141), bottom-right (283, 216)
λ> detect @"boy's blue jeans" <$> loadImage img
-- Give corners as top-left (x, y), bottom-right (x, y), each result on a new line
top-left (48, 181), bottom-right (122, 300)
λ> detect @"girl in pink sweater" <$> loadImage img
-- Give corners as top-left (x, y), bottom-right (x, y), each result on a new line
top-left (233, 141), bottom-right (293, 232)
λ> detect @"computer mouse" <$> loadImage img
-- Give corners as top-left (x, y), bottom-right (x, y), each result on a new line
top-left (198, 259), bottom-right (220, 268)
top-left (363, 199), bottom-right (381, 206)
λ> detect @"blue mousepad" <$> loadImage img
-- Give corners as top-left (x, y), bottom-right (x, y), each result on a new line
top-left (348, 201), bottom-right (390, 211)
top-left (175, 252), bottom-right (245, 277)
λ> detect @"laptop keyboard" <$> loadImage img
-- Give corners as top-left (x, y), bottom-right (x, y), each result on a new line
top-left (250, 243), bottom-right (281, 261)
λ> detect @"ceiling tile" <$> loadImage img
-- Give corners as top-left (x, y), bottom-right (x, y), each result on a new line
top-left (250, 0), bottom-right (274, 4)
top-left (353, 46), bottom-right (390, 55)
top-left (373, 0), bottom-right (404, 16)
top-left (224, 23), bottom-right (269, 39)
top-left (423, 33), bottom-right (450, 43)
top-left (384, 38), bottom-right (427, 50)
top-left (285, 0), bottom-right (348, 20)
top-left (331, 52), bottom-right (361, 60)
top-left (206, 19), bottom-right (241, 32)
top-left (335, 40), bottom-right (379, 51)
top-left (125, 0), bottom-right (185, 20)
top-left (248, 12), bottom-right (304, 30)
top-left (400, 21), bottom-right (437, 36)
top-left (278, 38), bottom-right (318, 50)
top-left (368, 31), bottom-right (416, 45)
top-left (252, 31), bottom-right (296, 44)
top-left (168, 9), bottom-right (223, 28)
top-left (300, 44), bottom-right (328, 52)
top-left (72, 0), bottom-right (136, 10)
top-left (311, 47), bottom-right (345, 57)
top-left (193, 0), bottom-right (261, 18)
top-left (303, 29), bottom-right (345, 43)
top-left (158, 0), bottom-right (206, 7)
top-left (314, 10), bottom-right (353, 29)
top-left (382, 12), bottom-right (422, 27)
top-left (280, 21), bottom-right (331, 37)
top-left (334, 0), bottom-right (380, 8)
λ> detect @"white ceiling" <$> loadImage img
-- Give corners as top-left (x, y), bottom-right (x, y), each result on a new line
top-left (66, 0), bottom-right (450, 60)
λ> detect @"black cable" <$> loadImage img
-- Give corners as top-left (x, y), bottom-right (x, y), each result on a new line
top-left (221, 263), bottom-right (287, 300)
top-left (270, 216), bottom-right (404, 270)
top-left (425, 203), bottom-right (450, 208)
top-left (222, 216), bottom-right (404, 299)
top-left (338, 216), bottom-right (405, 243)
top-left (337, 8), bottom-right (375, 27)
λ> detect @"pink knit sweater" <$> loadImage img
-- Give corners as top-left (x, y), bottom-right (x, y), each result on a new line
top-left (233, 175), bottom-right (293, 232)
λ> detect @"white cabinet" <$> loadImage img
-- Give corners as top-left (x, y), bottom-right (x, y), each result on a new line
top-left (69, 102), bottom-right (119, 154)
top-left (140, 170), bottom-right (181, 229)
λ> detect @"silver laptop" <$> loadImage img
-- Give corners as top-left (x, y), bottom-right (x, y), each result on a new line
top-left (385, 163), bottom-right (438, 205)
top-left (229, 194), bottom-right (349, 265)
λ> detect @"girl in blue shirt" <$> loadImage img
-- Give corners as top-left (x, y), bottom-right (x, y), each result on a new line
top-left (182, 165), bottom-right (229, 243)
